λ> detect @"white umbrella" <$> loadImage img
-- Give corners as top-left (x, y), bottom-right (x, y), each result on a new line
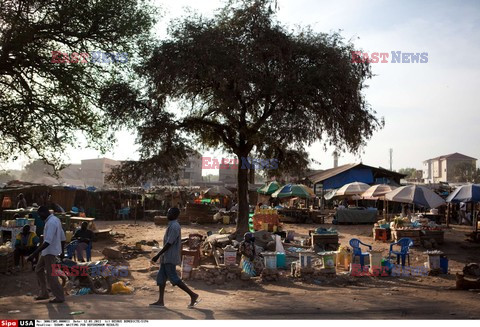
top-left (335, 182), bottom-right (370, 197)
top-left (385, 185), bottom-right (445, 209)
top-left (204, 186), bottom-right (233, 197)
top-left (324, 189), bottom-right (338, 201)
top-left (362, 184), bottom-right (397, 200)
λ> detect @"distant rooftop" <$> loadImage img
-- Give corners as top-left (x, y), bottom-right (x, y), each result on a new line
top-left (309, 163), bottom-right (406, 185)
top-left (424, 152), bottom-right (477, 162)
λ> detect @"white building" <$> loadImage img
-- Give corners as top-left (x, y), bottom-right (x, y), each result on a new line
top-left (178, 153), bottom-right (203, 186)
top-left (422, 152), bottom-right (477, 183)
top-left (80, 158), bottom-right (121, 188)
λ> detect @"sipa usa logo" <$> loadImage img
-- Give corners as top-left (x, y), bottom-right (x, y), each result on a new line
top-left (351, 51), bottom-right (428, 64)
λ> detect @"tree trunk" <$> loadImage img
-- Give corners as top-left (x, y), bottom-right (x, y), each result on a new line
top-left (249, 165), bottom-right (255, 184)
top-left (236, 154), bottom-right (250, 240)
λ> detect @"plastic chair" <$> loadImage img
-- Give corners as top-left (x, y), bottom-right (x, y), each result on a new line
top-left (118, 207), bottom-right (130, 220)
top-left (66, 240), bottom-right (92, 262)
top-left (389, 237), bottom-right (413, 267)
top-left (349, 238), bottom-right (372, 268)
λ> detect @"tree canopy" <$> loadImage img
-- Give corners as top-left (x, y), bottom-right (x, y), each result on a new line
top-left (102, 0), bottom-right (383, 235)
top-left (0, 0), bottom-right (157, 169)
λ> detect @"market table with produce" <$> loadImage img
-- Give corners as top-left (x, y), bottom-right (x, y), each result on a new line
top-left (388, 216), bottom-right (445, 245)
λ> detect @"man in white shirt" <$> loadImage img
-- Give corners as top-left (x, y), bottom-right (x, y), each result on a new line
top-left (28, 206), bottom-right (66, 303)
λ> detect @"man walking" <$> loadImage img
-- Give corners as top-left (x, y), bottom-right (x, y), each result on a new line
top-left (28, 206), bottom-right (66, 303)
top-left (150, 207), bottom-right (200, 308)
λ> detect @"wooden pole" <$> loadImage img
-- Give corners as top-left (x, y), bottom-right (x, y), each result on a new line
top-left (446, 203), bottom-right (450, 228)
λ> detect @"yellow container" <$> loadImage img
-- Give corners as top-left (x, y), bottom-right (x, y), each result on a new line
top-left (223, 216), bottom-right (230, 224)
top-left (262, 222), bottom-right (269, 231)
top-left (344, 255), bottom-right (352, 271)
top-left (65, 231), bottom-right (73, 243)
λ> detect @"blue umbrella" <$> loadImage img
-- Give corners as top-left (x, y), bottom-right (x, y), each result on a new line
top-left (446, 184), bottom-right (480, 203)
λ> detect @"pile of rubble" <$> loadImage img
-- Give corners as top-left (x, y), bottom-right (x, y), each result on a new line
top-left (190, 264), bottom-right (242, 285)
top-left (260, 268), bottom-right (280, 282)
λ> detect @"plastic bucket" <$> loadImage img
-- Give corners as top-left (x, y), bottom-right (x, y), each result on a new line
top-left (440, 256), bottom-right (448, 274)
top-left (16, 218), bottom-right (28, 226)
top-left (224, 250), bottom-right (237, 266)
top-left (427, 254), bottom-right (441, 270)
top-left (182, 255), bottom-right (195, 279)
top-left (299, 252), bottom-right (314, 268)
top-left (263, 252), bottom-right (277, 269)
top-left (321, 253), bottom-right (336, 269)
top-left (369, 251), bottom-right (383, 274)
top-left (276, 252), bottom-right (286, 268)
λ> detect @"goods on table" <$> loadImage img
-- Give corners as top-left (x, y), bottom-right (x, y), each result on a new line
top-left (390, 215), bottom-right (445, 247)
top-left (252, 208), bottom-right (280, 232)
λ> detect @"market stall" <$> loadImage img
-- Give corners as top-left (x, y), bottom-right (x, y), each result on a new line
top-left (334, 207), bottom-right (378, 224)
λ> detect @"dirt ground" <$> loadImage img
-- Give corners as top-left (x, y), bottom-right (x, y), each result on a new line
top-left (1, 220), bottom-right (480, 320)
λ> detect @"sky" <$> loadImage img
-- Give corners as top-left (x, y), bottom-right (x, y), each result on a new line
top-left (3, 0), bottom-right (480, 174)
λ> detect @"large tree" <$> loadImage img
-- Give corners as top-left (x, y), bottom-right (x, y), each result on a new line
top-left (453, 162), bottom-right (479, 183)
top-left (0, 0), bottom-right (157, 169)
top-left (102, 0), bottom-right (383, 236)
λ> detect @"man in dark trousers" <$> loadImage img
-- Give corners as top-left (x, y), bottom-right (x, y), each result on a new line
top-left (150, 207), bottom-right (200, 308)
top-left (28, 206), bottom-right (66, 303)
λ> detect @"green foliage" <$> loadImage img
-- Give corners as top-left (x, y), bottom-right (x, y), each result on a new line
top-left (102, 0), bottom-right (382, 232)
top-left (453, 162), bottom-right (479, 183)
top-left (398, 168), bottom-right (417, 179)
top-left (0, 0), bottom-right (157, 170)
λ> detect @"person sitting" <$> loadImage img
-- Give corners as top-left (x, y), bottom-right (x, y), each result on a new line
top-left (17, 193), bottom-right (27, 209)
top-left (14, 225), bottom-right (40, 270)
top-left (70, 222), bottom-right (94, 262)
top-left (239, 232), bottom-right (264, 277)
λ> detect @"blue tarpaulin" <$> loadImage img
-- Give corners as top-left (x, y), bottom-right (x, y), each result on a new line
top-left (323, 168), bottom-right (374, 189)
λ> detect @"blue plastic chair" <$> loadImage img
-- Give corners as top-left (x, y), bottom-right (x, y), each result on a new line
top-left (389, 237), bottom-right (413, 267)
top-left (118, 207), bottom-right (130, 220)
top-left (349, 238), bottom-right (372, 268)
top-left (66, 240), bottom-right (92, 262)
